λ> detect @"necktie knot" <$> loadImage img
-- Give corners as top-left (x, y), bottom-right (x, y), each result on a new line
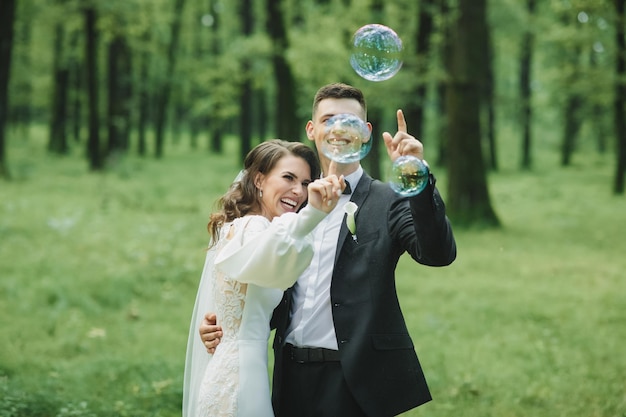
top-left (342, 180), bottom-right (352, 195)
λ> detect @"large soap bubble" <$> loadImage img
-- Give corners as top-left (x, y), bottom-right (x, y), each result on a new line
top-left (320, 113), bottom-right (371, 163)
top-left (350, 24), bottom-right (403, 82)
top-left (388, 156), bottom-right (429, 197)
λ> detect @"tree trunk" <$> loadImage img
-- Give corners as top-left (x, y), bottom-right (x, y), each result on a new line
top-left (137, 56), bottom-right (149, 157)
top-left (614, 0), bottom-right (626, 194)
top-left (519, 0), bottom-right (535, 170)
top-left (208, 0), bottom-right (223, 154)
top-left (405, 0), bottom-right (435, 142)
top-left (239, 76), bottom-right (253, 161)
top-left (188, 0), bottom-right (204, 150)
top-left (154, 0), bottom-right (186, 158)
top-left (49, 23), bottom-right (69, 155)
top-left (107, 34), bottom-right (132, 157)
top-left (239, 0), bottom-right (253, 162)
top-left (137, 32), bottom-right (151, 157)
top-left (84, 6), bottom-right (103, 171)
top-left (211, 127), bottom-right (223, 154)
top-left (589, 50), bottom-right (608, 154)
top-left (69, 30), bottom-right (83, 144)
top-left (13, 10), bottom-right (33, 138)
top-left (266, 0), bottom-right (299, 142)
top-left (435, 81), bottom-right (448, 167)
top-left (363, 0), bottom-right (385, 178)
top-left (445, 0), bottom-right (499, 227)
top-left (0, 0), bottom-right (16, 179)
top-left (364, 107), bottom-right (382, 180)
top-left (484, 24), bottom-right (497, 171)
top-left (256, 88), bottom-right (268, 142)
top-left (560, 94), bottom-right (582, 166)
top-left (435, 0), bottom-right (450, 168)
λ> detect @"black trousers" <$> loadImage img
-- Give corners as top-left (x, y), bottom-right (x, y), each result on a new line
top-left (275, 346), bottom-right (367, 417)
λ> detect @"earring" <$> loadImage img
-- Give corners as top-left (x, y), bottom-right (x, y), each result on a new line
top-left (259, 190), bottom-right (263, 198)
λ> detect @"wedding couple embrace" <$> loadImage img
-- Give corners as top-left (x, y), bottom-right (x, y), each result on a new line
top-left (183, 83), bottom-right (457, 417)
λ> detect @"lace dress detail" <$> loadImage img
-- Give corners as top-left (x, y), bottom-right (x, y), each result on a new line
top-left (197, 224), bottom-right (248, 417)
top-left (184, 208), bottom-right (325, 417)
top-left (198, 219), bottom-right (272, 417)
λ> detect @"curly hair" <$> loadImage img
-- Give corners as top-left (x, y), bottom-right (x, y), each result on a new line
top-left (207, 139), bottom-right (320, 247)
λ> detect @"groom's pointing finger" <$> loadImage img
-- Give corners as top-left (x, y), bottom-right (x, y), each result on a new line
top-left (396, 109), bottom-right (407, 133)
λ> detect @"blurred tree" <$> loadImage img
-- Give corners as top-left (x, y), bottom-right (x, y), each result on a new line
top-left (434, 0), bottom-right (451, 168)
top-left (536, 1), bottom-right (613, 169)
top-left (154, 0), bottom-right (187, 158)
top-left (404, 0), bottom-right (436, 142)
top-left (267, 0), bottom-right (299, 142)
top-left (589, 49), bottom-right (609, 154)
top-left (445, 0), bottom-right (499, 227)
top-left (11, 0), bottom-right (34, 139)
top-left (560, 44), bottom-right (583, 167)
top-left (615, 0), bottom-right (626, 194)
top-left (2, 0), bottom-right (623, 197)
top-left (0, 0), bottom-right (17, 179)
top-left (359, 0), bottom-right (387, 181)
top-left (188, 0), bottom-right (206, 150)
top-left (49, 18), bottom-right (70, 155)
top-left (209, 0), bottom-right (225, 154)
top-left (106, 32), bottom-right (132, 156)
top-left (239, 0), bottom-right (254, 161)
top-left (483, 12), bottom-right (497, 171)
top-left (69, 29), bottom-right (83, 145)
top-left (83, 4), bottom-right (103, 170)
top-left (137, 29), bottom-right (151, 157)
top-left (519, 0), bottom-right (536, 170)
top-left (134, 0), bottom-right (158, 157)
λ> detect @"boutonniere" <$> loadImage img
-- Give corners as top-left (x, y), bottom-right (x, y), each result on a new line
top-left (344, 202), bottom-right (358, 242)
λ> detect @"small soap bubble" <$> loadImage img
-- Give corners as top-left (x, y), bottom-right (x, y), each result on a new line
top-left (350, 24), bottom-right (403, 82)
top-left (320, 114), bottom-right (371, 163)
top-left (388, 156), bottom-right (429, 197)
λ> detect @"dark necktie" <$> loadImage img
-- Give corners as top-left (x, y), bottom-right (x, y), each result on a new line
top-left (343, 180), bottom-right (352, 195)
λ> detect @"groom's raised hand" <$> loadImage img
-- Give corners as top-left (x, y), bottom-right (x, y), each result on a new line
top-left (382, 109), bottom-right (424, 162)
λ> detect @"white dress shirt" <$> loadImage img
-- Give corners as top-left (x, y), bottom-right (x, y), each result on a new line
top-left (284, 166), bottom-right (364, 350)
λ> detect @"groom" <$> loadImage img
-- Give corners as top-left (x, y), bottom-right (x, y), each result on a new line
top-left (201, 83), bottom-right (456, 417)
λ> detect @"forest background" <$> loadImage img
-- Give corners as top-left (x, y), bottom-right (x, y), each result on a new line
top-left (0, 0), bottom-right (625, 416)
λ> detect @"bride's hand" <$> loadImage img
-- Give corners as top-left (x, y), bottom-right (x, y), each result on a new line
top-left (307, 161), bottom-right (346, 213)
top-left (199, 312), bottom-right (223, 354)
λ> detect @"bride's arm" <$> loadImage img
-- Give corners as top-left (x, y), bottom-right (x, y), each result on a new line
top-left (215, 175), bottom-right (345, 290)
top-left (214, 205), bottom-right (325, 289)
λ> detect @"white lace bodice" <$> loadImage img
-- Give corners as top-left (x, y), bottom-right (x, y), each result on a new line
top-left (184, 206), bottom-right (328, 417)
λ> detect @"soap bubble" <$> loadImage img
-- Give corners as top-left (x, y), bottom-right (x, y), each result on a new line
top-left (388, 156), bottom-right (429, 197)
top-left (320, 114), bottom-right (371, 163)
top-left (350, 24), bottom-right (403, 82)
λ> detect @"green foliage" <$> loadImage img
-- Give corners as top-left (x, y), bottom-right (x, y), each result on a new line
top-left (8, 0), bottom-right (617, 137)
top-left (1, 129), bottom-right (625, 416)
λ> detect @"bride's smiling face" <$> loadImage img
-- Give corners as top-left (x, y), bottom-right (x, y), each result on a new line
top-left (255, 155), bottom-right (313, 220)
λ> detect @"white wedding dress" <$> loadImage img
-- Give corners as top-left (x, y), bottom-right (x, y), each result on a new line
top-left (183, 205), bottom-right (326, 417)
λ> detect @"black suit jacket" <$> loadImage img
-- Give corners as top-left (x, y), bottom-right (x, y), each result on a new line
top-left (271, 172), bottom-right (456, 417)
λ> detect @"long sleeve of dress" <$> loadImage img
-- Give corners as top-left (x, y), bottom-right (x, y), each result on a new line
top-left (215, 204), bottom-right (326, 290)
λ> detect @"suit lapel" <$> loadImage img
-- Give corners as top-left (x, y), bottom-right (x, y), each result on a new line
top-left (334, 173), bottom-right (373, 265)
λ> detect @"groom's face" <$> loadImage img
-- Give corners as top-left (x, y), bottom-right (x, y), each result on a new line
top-left (306, 98), bottom-right (371, 165)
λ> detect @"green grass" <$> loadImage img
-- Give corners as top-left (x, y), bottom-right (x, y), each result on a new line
top-left (1, 133), bottom-right (625, 416)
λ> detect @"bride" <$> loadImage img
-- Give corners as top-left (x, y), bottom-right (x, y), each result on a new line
top-left (183, 140), bottom-right (344, 417)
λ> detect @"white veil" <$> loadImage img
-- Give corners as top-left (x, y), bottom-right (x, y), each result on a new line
top-left (183, 170), bottom-right (244, 416)
top-left (182, 245), bottom-right (216, 417)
